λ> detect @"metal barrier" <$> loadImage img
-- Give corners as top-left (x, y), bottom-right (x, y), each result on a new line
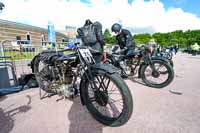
top-left (0, 39), bottom-right (72, 87)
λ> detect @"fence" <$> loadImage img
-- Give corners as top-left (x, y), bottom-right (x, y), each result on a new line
top-left (0, 39), bottom-right (72, 88)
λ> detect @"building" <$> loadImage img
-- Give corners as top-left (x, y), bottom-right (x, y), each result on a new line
top-left (65, 26), bottom-right (77, 38)
top-left (0, 19), bottom-right (68, 45)
top-left (58, 26), bottom-right (76, 39)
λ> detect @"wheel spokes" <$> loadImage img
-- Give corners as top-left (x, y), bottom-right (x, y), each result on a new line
top-left (87, 74), bottom-right (124, 118)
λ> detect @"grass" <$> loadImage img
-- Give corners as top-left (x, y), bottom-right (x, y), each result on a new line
top-left (1, 51), bottom-right (37, 60)
top-left (0, 50), bottom-right (73, 60)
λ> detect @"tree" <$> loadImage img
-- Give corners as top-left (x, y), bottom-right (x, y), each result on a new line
top-left (103, 28), bottom-right (200, 48)
top-left (103, 29), bottom-right (116, 45)
top-left (103, 29), bottom-right (111, 39)
top-left (134, 33), bottom-right (152, 44)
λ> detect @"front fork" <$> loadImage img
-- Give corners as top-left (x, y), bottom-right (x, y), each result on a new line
top-left (144, 54), bottom-right (161, 78)
top-left (86, 68), bottom-right (109, 106)
top-left (144, 54), bottom-right (157, 73)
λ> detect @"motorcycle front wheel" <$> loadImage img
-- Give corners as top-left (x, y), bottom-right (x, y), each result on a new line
top-left (81, 71), bottom-right (133, 127)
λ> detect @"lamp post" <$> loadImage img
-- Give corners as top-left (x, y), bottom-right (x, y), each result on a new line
top-left (0, 2), bottom-right (5, 59)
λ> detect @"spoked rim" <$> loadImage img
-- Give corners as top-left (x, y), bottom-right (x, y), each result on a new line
top-left (34, 59), bottom-right (53, 93)
top-left (35, 61), bottom-right (47, 82)
top-left (87, 73), bottom-right (124, 119)
top-left (144, 62), bottom-right (170, 85)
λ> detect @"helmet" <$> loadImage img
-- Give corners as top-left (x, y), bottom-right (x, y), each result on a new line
top-left (111, 23), bottom-right (121, 33)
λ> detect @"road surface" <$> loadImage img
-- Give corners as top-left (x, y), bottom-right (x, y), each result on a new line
top-left (0, 52), bottom-right (200, 133)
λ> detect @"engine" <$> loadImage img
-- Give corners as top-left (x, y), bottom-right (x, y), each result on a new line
top-left (38, 63), bottom-right (78, 98)
top-left (119, 59), bottom-right (137, 76)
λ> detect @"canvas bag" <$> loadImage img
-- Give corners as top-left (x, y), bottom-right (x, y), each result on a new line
top-left (80, 24), bottom-right (97, 44)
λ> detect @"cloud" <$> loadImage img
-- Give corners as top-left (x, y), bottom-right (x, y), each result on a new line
top-left (0, 0), bottom-right (200, 33)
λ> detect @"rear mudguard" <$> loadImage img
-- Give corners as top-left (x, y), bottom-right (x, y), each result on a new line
top-left (138, 56), bottom-right (172, 78)
top-left (30, 52), bottom-right (63, 73)
top-left (30, 54), bottom-right (40, 73)
top-left (151, 56), bottom-right (171, 64)
top-left (79, 63), bottom-right (119, 105)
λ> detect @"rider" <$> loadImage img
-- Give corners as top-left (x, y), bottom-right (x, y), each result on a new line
top-left (111, 23), bottom-right (135, 55)
top-left (77, 19), bottom-right (105, 63)
top-left (111, 23), bottom-right (136, 78)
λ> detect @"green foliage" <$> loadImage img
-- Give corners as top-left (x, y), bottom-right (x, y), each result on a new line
top-left (103, 28), bottom-right (200, 48)
top-left (152, 32), bottom-right (170, 47)
top-left (152, 30), bottom-right (200, 48)
top-left (103, 29), bottom-right (111, 39)
top-left (103, 28), bottom-right (116, 45)
top-left (134, 33), bottom-right (152, 44)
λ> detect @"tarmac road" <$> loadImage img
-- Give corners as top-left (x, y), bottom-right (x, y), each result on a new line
top-left (0, 52), bottom-right (200, 133)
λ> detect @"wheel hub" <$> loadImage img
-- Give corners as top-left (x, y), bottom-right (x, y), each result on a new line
top-left (95, 90), bottom-right (108, 106)
top-left (152, 71), bottom-right (160, 78)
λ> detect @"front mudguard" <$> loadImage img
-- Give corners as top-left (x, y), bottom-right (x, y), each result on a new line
top-left (79, 63), bottom-right (119, 105)
top-left (138, 56), bottom-right (172, 78)
top-left (91, 63), bottom-right (119, 74)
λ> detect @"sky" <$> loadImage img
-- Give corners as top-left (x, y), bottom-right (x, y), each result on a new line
top-left (0, 0), bottom-right (200, 34)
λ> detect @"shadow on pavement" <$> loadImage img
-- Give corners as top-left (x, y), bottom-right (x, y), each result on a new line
top-left (0, 95), bottom-right (7, 102)
top-left (68, 97), bottom-right (104, 133)
top-left (0, 95), bottom-right (32, 133)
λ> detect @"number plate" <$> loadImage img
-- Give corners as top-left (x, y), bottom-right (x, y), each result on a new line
top-left (79, 48), bottom-right (94, 63)
top-left (79, 49), bottom-right (92, 58)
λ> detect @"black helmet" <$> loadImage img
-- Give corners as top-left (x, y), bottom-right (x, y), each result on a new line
top-left (111, 23), bottom-right (121, 32)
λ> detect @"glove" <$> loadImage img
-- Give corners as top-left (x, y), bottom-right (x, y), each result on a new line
top-left (124, 47), bottom-right (128, 50)
top-left (119, 49), bottom-right (126, 54)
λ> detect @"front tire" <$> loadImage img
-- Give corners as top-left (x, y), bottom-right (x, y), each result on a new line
top-left (81, 71), bottom-right (133, 126)
top-left (140, 60), bottom-right (174, 88)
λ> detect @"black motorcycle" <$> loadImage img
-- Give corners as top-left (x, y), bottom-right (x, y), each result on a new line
top-left (151, 46), bottom-right (174, 67)
top-left (106, 45), bottom-right (174, 88)
top-left (30, 45), bottom-right (133, 127)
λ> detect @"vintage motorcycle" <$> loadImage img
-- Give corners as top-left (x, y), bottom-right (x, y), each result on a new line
top-left (30, 45), bottom-right (133, 127)
top-left (151, 46), bottom-right (174, 67)
top-left (105, 45), bottom-right (174, 88)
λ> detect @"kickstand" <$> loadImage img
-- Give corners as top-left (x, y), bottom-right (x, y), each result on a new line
top-left (39, 87), bottom-right (55, 99)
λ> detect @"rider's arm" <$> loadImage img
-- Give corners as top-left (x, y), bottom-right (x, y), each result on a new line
top-left (124, 30), bottom-right (135, 50)
top-left (94, 23), bottom-right (105, 47)
top-left (96, 29), bottom-right (105, 46)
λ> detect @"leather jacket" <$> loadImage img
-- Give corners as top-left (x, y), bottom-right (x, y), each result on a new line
top-left (116, 29), bottom-right (135, 50)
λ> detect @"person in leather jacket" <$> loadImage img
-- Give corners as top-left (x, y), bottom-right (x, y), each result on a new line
top-left (111, 23), bottom-right (135, 55)
top-left (77, 19), bottom-right (105, 63)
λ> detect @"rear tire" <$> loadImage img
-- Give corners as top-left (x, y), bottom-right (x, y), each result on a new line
top-left (81, 71), bottom-right (133, 126)
top-left (141, 60), bottom-right (174, 88)
top-left (33, 56), bottom-right (54, 93)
